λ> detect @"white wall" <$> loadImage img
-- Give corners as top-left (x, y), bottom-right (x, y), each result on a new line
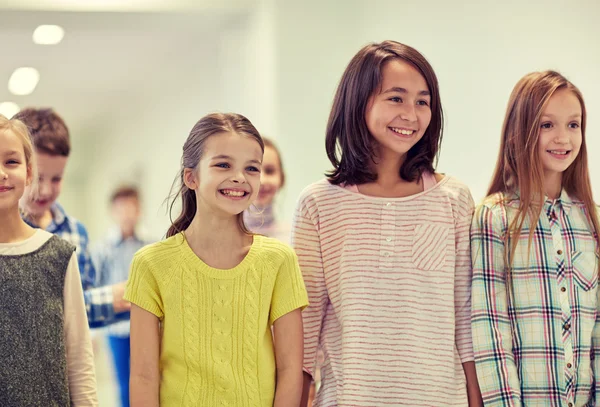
top-left (65, 0), bottom-right (600, 242)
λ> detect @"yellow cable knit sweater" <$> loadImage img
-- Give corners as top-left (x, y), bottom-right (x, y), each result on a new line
top-left (124, 232), bottom-right (308, 406)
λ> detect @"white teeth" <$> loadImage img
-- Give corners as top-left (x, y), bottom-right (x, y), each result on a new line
top-left (549, 150), bottom-right (568, 155)
top-left (390, 127), bottom-right (415, 135)
top-left (221, 190), bottom-right (245, 197)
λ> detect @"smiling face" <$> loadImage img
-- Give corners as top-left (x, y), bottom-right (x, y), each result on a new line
top-left (537, 88), bottom-right (583, 188)
top-left (184, 131), bottom-right (263, 218)
top-left (256, 145), bottom-right (284, 207)
top-left (365, 58), bottom-right (432, 162)
top-left (20, 152), bottom-right (67, 217)
top-left (0, 129), bottom-right (32, 214)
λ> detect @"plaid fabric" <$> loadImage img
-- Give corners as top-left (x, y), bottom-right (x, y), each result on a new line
top-left (471, 190), bottom-right (599, 407)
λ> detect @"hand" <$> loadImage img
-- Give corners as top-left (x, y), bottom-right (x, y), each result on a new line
top-left (112, 281), bottom-right (131, 313)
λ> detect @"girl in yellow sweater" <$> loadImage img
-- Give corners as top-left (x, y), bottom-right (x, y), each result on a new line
top-left (125, 113), bottom-right (308, 407)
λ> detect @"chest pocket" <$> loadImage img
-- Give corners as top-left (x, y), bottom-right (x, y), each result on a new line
top-left (572, 250), bottom-right (599, 291)
top-left (411, 223), bottom-right (449, 271)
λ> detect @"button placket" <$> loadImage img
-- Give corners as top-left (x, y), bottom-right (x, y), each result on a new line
top-left (380, 202), bottom-right (396, 263)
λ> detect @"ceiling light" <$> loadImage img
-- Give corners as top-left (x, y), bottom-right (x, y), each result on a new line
top-left (8, 67), bottom-right (40, 96)
top-left (0, 102), bottom-right (20, 119)
top-left (33, 25), bottom-right (65, 45)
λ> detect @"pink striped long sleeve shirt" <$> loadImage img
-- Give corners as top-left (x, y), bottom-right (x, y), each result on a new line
top-left (292, 176), bottom-right (475, 406)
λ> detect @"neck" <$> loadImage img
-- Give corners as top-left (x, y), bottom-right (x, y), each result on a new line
top-left (185, 207), bottom-right (247, 249)
top-left (372, 148), bottom-right (406, 187)
top-left (120, 229), bottom-right (135, 239)
top-left (26, 208), bottom-right (54, 229)
top-left (0, 207), bottom-right (34, 243)
top-left (544, 171), bottom-right (563, 200)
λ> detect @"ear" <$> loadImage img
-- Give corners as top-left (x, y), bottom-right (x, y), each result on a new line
top-left (25, 163), bottom-right (34, 186)
top-left (183, 167), bottom-right (199, 190)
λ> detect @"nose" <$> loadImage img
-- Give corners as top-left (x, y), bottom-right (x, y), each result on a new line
top-left (399, 103), bottom-right (417, 122)
top-left (38, 179), bottom-right (52, 197)
top-left (230, 170), bottom-right (246, 184)
top-left (0, 167), bottom-right (7, 180)
top-left (554, 127), bottom-right (570, 144)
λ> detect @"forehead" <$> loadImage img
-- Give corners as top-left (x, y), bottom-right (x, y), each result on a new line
top-left (379, 59), bottom-right (429, 92)
top-left (112, 195), bottom-right (139, 206)
top-left (204, 132), bottom-right (263, 159)
top-left (0, 130), bottom-right (26, 156)
top-left (35, 152), bottom-right (68, 174)
top-left (262, 146), bottom-right (281, 165)
top-left (543, 89), bottom-right (582, 116)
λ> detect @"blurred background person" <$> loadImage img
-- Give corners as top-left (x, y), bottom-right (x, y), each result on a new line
top-left (93, 185), bottom-right (150, 407)
top-left (244, 137), bottom-right (290, 242)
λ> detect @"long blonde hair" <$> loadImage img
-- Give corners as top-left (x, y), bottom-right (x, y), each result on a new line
top-left (488, 71), bottom-right (599, 273)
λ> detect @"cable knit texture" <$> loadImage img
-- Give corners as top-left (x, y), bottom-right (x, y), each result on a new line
top-left (125, 233), bottom-right (308, 407)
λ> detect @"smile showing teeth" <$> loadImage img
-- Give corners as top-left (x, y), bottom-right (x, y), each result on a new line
top-left (390, 127), bottom-right (415, 136)
top-left (220, 189), bottom-right (246, 197)
top-left (548, 150), bottom-right (569, 155)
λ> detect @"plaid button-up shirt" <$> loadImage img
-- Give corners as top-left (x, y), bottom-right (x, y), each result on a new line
top-left (471, 190), bottom-right (599, 407)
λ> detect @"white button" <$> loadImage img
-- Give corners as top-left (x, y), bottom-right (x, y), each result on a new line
top-left (386, 202), bottom-right (392, 207)
top-left (383, 252), bottom-right (390, 257)
top-left (386, 237), bottom-right (392, 242)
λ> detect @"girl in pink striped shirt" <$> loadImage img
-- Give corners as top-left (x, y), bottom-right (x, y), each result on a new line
top-left (293, 41), bottom-right (482, 407)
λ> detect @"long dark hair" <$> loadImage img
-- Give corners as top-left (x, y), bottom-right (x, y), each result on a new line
top-left (325, 40), bottom-right (443, 185)
top-left (166, 113), bottom-right (264, 238)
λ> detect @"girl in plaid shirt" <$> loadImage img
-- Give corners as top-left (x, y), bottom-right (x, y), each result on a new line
top-left (471, 71), bottom-right (600, 407)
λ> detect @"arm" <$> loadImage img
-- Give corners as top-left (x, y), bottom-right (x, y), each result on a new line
top-left (273, 309), bottom-right (304, 407)
top-left (63, 253), bottom-right (99, 406)
top-left (471, 204), bottom-right (522, 407)
top-left (76, 222), bottom-right (97, 291)
top-left (300, 372), bottom-right (312, 407)
top-left (291, 193), bottom-right (328, 407)
top-left (453, 191), bottom-right (482, 406)
top-left (85, 241), bottom-right (131, 328)
top-left (83, 283), bottom-right (131, 328)
top-left (463, 361), bottom-right (483, 407)
top-left (130, 304), bottom-right (160, 407)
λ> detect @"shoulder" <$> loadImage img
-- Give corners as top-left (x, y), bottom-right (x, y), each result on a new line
top-left (471, 192), bottom-right (513, 234)
top-left (297, 178), bottom-right (345, 205)
top-left (133, 234), bottom-right (183, 266)
top-left (436, 175), bottom-right (473, 203)
top-left (252, 235), bottom-right (297, 265)
top-left (477, 191), bottom-right (510, 213)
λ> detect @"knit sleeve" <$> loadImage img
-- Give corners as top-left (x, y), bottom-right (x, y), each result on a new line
top-left (269, 245), bottom-right (309, 326)
top-left (124, 252), bottom-right (164, 319)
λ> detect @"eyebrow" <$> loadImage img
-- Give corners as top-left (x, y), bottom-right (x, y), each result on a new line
top-left (210, 154), bottom-right (262, 165)
top-left (2, 150), bottom-right (20, 156)
top-left (382, 87), bottom-right (430, 96)
top-left (541, 113), bottom-right (582, 119)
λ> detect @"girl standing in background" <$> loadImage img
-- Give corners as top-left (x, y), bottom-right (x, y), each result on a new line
top-left (244, 137), bottom-right (291, 243)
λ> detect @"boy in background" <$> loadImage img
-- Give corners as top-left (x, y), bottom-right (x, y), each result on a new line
top-left (16, 107), bottom-right (130, 327)
top-left (93, 185), bottom-right (149, 407)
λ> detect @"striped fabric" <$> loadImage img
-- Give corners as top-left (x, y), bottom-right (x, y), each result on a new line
top-left (292, 176), bottom-right (475, 406)
top-left (471, 191), bottom-right (599, 407)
